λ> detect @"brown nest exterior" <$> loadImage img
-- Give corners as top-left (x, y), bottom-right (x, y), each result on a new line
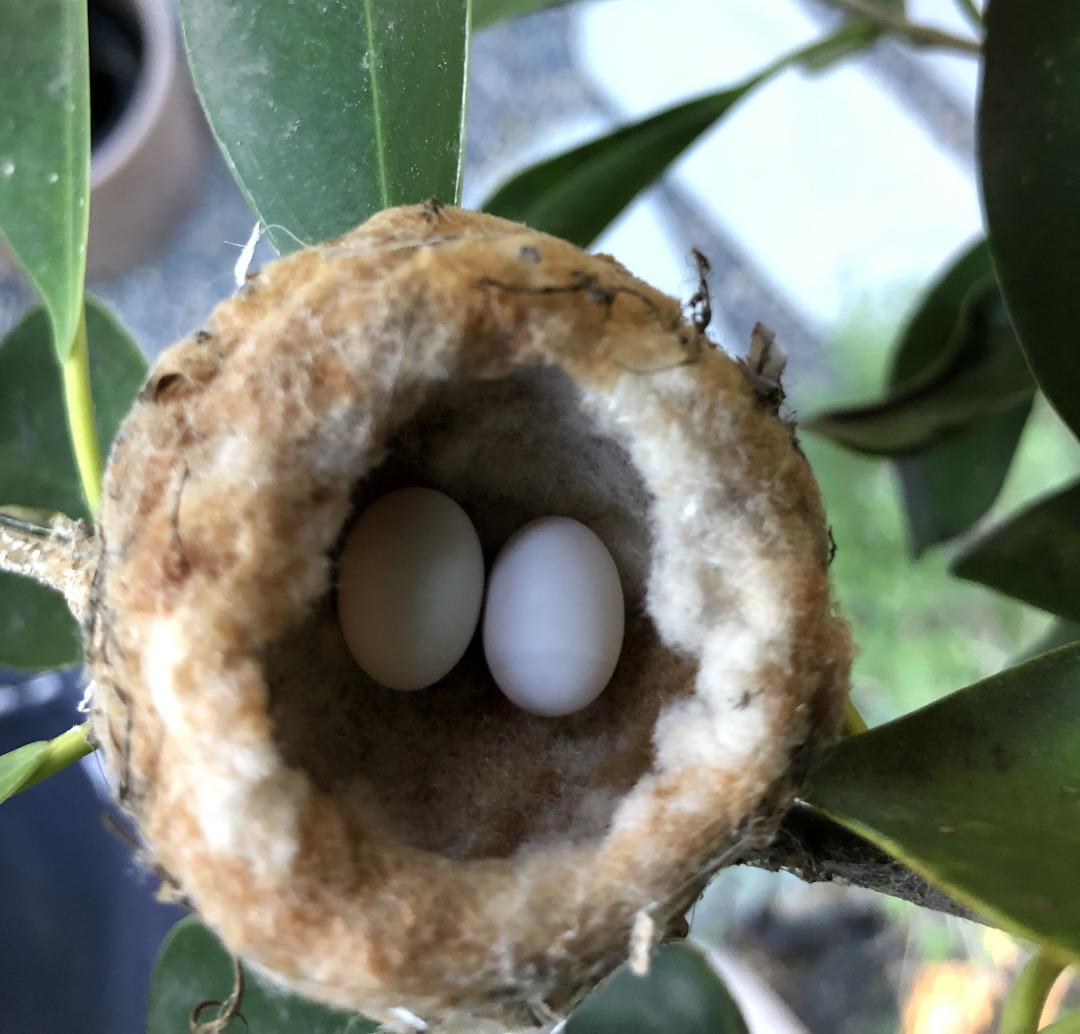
top-left (82, 203), bottom-right (850, 1032)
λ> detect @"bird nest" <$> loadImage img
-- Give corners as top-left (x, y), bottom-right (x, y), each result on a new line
top-left (17, 203), bottom-right (851, 1032)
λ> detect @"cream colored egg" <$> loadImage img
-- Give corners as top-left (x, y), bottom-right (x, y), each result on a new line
top-left (483, 516), bottom-right (625, 717)
top-left (337, 487), bottom-right (484, 690)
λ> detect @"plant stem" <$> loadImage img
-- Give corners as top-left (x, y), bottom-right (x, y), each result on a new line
top-left (821, 0), bottom-right (982, 54)
top-left (745, 803), bottom-right (981, 921)
top-left (1041, 1010), bottom-right (1080, 1034)
top-left (61, 304), bottom-right (103, 515)
top-left (843, 697), bottom-right (870, 736)
top-left (19, 724), bottom-right (96, 794)
top-left (0, 509), bottom-right (96, 619)
top-left (952, 0), bottom-right (984, 31)
top-left (999, 950), bottom-right (1069, 1034)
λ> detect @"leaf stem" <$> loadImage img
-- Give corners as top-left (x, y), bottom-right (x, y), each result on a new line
top-left (61, 303), bottom-right (103, 515)
top-left (18, 723), bottom-right (96, 794)
top-left (998, 949), bottom-right (1069, 1034)
top-left (843, 698), bottom-right (870, 736)
top-left (952, 0), bottom-right (984, 31)
top-left (1041, 1008), bottom-right (1080, 1034)
top-left (821, 0), bottom-right (982, 54)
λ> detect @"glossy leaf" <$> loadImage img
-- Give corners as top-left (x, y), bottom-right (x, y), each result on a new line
top-left (0, 742), bottom-right (49, 805)
top-left (180, 0), bottom-right (469, 254)
top-left (474, 0), bottom-right (559, 29)
top-left (0, 0), bottom-right (90, 361)
top-left (148, 916), bottom-right (378, 1034)
top-left (980, 0), bottom-right (1080, 442)
top-left (951, 481), bottom-right (1080, 625)
top-left (893, 406), bottom-right (1031, 556)
top-left (1020, 620), bottom-right (1080, 662)
top-left (806, 277), bottom-right (1032, 456)
top-left (0, 298), bottom-right (146, 670)
top-left (806, 644), bottom-right (1080, 956)
top-left (890, 242), bottom-right (996, 388)
top-left (886, 240), bottom-right (1032, 554)
top-left (0, 577), bottom-right (82, 670)
top-left (482, 20), bottom-right (880, 247)
top-left (567, 943), bottom-right (749, 1034)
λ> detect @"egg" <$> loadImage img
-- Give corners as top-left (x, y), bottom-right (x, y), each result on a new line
top-left (483, 516), bottom-right (625, 717)
top-left (337, 487), bottom-right (484, 690)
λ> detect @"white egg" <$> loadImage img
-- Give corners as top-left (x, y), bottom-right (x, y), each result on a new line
top-left (483, 516), bottom-right (625, 717)
top-left (337, 487), bottom-right (484, 690)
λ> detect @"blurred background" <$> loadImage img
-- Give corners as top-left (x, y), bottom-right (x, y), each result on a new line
top-left (3, 0), bottom-right (1080, 1031)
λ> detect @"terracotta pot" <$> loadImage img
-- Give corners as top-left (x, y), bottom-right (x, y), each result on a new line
top-left (85, 0), bottom-right (204, 276)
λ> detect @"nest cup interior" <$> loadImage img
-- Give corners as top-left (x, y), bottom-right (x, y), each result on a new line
top-left (264, 363), bottom-right (694, 863)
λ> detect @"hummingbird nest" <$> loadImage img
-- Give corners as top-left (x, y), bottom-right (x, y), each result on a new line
top-left (11, 203), bottom-right (851, 1032)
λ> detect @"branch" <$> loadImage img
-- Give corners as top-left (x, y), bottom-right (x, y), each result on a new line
top-left (821, 0), bottom-right (982, 54)
top-left (739, 802), bottom-right (982, 923)
top-left (0, 508), bottom-right (97, 621)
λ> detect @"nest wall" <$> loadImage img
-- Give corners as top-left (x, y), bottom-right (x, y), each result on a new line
top-left (87, 204), bottom-right (851, 1032)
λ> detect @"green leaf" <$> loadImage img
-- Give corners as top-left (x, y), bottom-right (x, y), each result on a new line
top-left (979, 0), bottom-right (1080, 443)
top-left (0, 577), bottom-right (82, 670)
top-left (0, 0), bottom-right (90, 361)
top-left (482, 20), bottom-right (879, 247)
top-left (885, 240), bottom-right (1032, 554)
top-left (999, 950), bottom-right (1068, 1034)
top-left (893, 405), bottom-right (1031, 556)
top-left (1020, 620), bottom-right (1080, 662)
top-left (0, 742), bottom-right (49, 804)
top-left (952, 0), bottom-right (983, 32)
top-left (567, 943), bottom-right (749, 1034)
top-left (0, 299), bottom-right (145, 518)
top-left (806, 275), bottom-right (1033, 456)
top-left (473, 0), bottom-right (560, 29)
top-left (889, 242), bottom-right (996, 389)
top-left (148, 916), bottom-right (378, 1034)
top-left (951, 481), bottom-right (1080, 625)
top-left (0, 726), bottom-right (94, 806)
top-left (805, 644), bottom-right (1080, 957)
top-left (180, 0), bottom-right (470, 255)
top-left (0, 298), bottom-right (147, 670)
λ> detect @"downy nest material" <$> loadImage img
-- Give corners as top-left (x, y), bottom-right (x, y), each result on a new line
top-left (83, 203), bottom-right (850, 1031)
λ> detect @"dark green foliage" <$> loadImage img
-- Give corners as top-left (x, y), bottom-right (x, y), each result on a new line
top-left (953, 482), bottom-right (1080, 624)
top-left (148, 917), bottom-right (378, 1034)
top-left (980, 0), bottom-right (1080, 442)
top-left (0, 0), bottom-right (89, 360)
top-left (0, 299), bottom-right (146, 669)
top-left (568, 943), bottom-right (750, 1034)
top-left (807, 644), bottom-right (1080, 956)
top-left (180, 0), bottom-right (469, 254)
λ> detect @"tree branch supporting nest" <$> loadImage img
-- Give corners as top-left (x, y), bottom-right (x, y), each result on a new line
top-left (741, 802), bottom-right (980, 923)
top-left (0, 508), bottom-right (96, 621)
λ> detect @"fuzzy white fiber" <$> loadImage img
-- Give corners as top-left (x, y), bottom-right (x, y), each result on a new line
top-left (87, 204), bottom-right (850, 1032)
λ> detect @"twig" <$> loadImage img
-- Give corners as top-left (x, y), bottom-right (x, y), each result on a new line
top-left (739, 802), bottom-right (982, 922)
top-left (0, 508), bottom-right (96, 620)
top-left (821, 0), bottom-right (982, 54)
top-left (191, 953), bottom-right (247, 1033)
